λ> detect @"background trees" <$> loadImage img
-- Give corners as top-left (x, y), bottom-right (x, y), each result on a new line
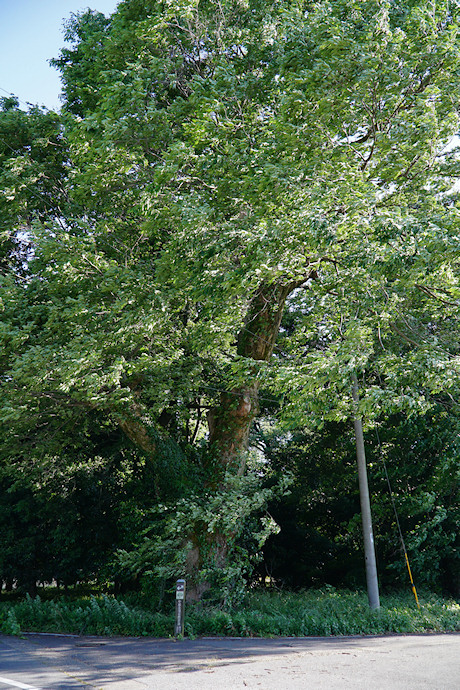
top-left (1, 0), bottom-right (459, 599)
top-left (260, 409), bottom-right (459, 595)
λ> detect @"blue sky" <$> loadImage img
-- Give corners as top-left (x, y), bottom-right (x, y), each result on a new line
top-left (0, 0), bottom-right (119, 111)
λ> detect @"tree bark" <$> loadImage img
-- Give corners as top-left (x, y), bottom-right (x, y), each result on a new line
top-left (117, 413), bottom-right (157, 456)
top-left (115, 278), bottom-right (309, 602)
top-left (207, 280), bottom-right (301, 476)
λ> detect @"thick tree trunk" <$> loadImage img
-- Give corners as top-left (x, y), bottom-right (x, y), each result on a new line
top-left (186, 280), bottom-right (304, 600)
top-left (207, 280), bottom-right (299, 475)
top-left (206, 381), bottom-right (260, 478)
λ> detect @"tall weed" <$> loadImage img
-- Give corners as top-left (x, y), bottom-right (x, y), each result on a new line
top-left (0, 590), bottom-right (458, 638)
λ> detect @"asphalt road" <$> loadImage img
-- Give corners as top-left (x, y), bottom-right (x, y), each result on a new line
top-left (0, 632), bottom-right (459, 689)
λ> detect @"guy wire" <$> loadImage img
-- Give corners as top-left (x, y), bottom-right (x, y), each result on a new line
top-left (375, 428), bottom-right (420, 609)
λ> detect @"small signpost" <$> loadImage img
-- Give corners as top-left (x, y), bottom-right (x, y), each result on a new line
top-left (174, 579), bottom-right (186, 637)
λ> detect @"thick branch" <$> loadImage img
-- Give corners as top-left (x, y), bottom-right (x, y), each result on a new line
top-left (416, 284), bottom-right (458, 307)
top-left (208, 278), bottom-right (306, 475)
top-left (116, 413), bottom-right (156, 456)
top-left (24, 388), bottom-right (157, 456)
top-left (237, 278), bottom-right (307, 360)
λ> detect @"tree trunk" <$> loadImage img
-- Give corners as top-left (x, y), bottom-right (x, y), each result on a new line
top-left (186, 279), bottom-right (304, 600)
top-left (117, 413), bottom-right (156, 456)
top-left (207, 280), bottom-right (300, 475)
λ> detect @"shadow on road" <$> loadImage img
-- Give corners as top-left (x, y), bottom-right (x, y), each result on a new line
top-left (1, 632), bottom-right (459, 689)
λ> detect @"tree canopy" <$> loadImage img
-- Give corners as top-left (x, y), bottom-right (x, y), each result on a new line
top-left (1, 0), bottom-right (459, 599)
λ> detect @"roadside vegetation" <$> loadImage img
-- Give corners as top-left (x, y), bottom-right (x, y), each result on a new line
top-left (1, 589), bottom-right (458, 638)
top-left (1, 0), bottom-right (459, 622)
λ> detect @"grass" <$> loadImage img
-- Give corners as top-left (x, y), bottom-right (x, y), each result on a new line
top-left (186, 590), bottom-right (460, 638)
top-left (0, 589), bottom-right (458, 638)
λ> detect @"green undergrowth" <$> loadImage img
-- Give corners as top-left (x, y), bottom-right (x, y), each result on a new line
top-left (0, 589), bottom-right (458, 638)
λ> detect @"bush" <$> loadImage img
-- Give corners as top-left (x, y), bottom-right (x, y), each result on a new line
top-left (0, 594), bottom-right (172, 637)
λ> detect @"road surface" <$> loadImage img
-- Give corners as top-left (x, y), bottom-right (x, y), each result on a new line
top-left (0, 632), bottom-right (458, 689)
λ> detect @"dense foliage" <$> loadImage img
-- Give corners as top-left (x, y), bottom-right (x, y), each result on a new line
top-left (260, 409), bottom-right (459, 594)
top-left (1, 590), bottom-right (458, 637)
top-left (1, 0), bottom-right (459, 601)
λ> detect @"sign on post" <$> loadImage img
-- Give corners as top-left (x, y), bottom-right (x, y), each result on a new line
top-left (174, 579), bottom-right (186, 637)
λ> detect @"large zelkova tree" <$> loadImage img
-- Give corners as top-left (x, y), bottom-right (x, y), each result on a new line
top-left (1, 0), bottom-right (460, 598)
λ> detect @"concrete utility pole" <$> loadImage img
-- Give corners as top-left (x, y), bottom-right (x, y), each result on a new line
top-left (351, 371), bottom-right (380, 610)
